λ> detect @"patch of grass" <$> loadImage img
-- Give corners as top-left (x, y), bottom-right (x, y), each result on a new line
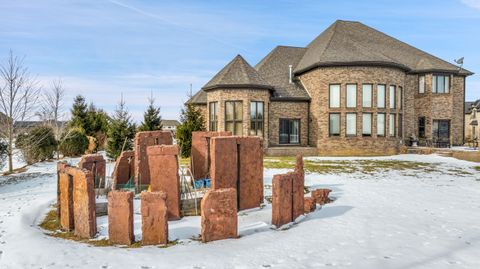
top-left (39, 209), bottom-right (61, 231)
top-left (474, 166), bottom-right (480, 172)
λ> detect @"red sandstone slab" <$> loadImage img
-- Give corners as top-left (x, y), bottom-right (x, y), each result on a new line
top-left (292, 155), bottom-right (305, 220)
top-left (304, 197), bottom-right (316, 214)
top-left (272, 173), bottom-right (293, 228)
top-left (147, 145), bottom-right (181, 220)
top-left (191, 131), bottom-right (231, 180)
top-left (57, 162), bottom-right (70, 219)
top-left (78, 154), bottom-right (106, 188)
top-left (210, 136), bottom-right (238, 190)
top-left (141, 191), bottom-right (168, 245)
top-left (236, 136), bottom-right (264, 210)
top-left (311, 189), bottom-right (332, 205)
top-left (59, 171), bottom-right (74, 231)
top-left (201, 188), bottom-right (238, 243)
top-left (108, 191), bottom-right (134, 245)
top-left (69, 167), bottom-right (97, 238)
top-left (112, 150), bottom-right (134, 189)
top-left (134, 131), bottom-right (173, 186)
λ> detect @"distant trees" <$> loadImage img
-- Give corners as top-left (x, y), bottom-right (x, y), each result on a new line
top-left (139, 95), bottom-right (162, 132)
top-left (37, 79), bottom-right (65, 140)
top-left (0, 50), bottom-right (40, 173)
top-left (176, 102), bottom-right (205, 157)
top-left (106, 96), bottom-right (136, 159)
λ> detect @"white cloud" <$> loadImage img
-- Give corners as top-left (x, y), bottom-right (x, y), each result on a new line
top-left (462, 0), bottom-right (480, 10)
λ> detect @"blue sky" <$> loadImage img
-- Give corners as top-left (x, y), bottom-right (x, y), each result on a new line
top-left (1, 0), bottom-right (479, 121)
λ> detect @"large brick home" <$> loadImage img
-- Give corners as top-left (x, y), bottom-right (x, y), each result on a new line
top-left (188, 20), bottom-right (473, 156)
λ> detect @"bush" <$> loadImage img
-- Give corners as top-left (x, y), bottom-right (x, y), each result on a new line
top-left (16, 126), bottom-right (57, 164)
top-left (0, 139), bottom-right (7, 170)
top-left (59, 127), bottom-right (89, 156)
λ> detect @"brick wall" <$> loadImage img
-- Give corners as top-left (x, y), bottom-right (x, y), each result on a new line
top-left (268, 101), bottom-right (309, 147)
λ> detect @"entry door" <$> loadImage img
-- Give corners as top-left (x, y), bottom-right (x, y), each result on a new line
top-left (433, 120), bottom-right (450, 142)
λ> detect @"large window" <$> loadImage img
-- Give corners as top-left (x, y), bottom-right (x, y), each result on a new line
top-left (398, 114), bottom-right (403, 138)
top-left (225, 101), bottom-right (243, 136)
top-left (346, 84), bottom-right (357, 108)
top-left (362, 84), bottom-right (372, 108)
top-left (389, 85), bottom-right (396, 109)
top-left (418, 117), bottom-right (426, 138)
top-left (377, 84), bottom-right (386, 108)
top-left (209, 102), bottom-right (218, 131)
top-left (362, 113), bottom-right (372, 136)
top-left (389, 114), bottom-right (396, 137)
top-left (377, 113), bottom-right (385, 136)
top-left (432, 120), bottom-right (450, 142)
top-left (249, 101), bottom-right (264, 137)
top-left (346, 113), bottom-right (357, 136)
top-left (279, 119), bottom-right (300, 144)
top-left (329, 113), bottom-right (340, 136)
top-left (432, 75), bottom-right (450, 93)
top-left (398, 87), bottom-right (403, 109)
top-left (419, 75), bottom-right (425, 93)
top-left (329, 84), bottom-right (340, 108)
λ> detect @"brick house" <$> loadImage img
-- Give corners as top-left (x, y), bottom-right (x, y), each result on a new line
top-left (188, 20), bottom-right (473, 156)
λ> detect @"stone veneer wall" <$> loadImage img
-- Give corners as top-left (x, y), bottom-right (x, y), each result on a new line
top-left (195, 104), bottom-right (207, 128)
top-left (268, 101), bottom-right (309, 147)
top-left (206, 88), bottom-right (270, 146)
top-left (299, 66), bottom-right (406, 155)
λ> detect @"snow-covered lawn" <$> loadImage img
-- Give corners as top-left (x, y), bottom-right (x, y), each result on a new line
top-left (0, 154), bottom-right (479, 268)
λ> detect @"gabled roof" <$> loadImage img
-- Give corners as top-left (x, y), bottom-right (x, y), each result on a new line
top-left (465, 100), bottom-right (480, 114)
top-left (202, 55), bottom-right (273, 91)
top-left (255, 46), bottom-right (310, 101)
top-left (186, 89), bottom-right (207, 105)
top-left (295, 20), bottom-right (473, 76)
top-left (161, 119), bottom-right (180, 126)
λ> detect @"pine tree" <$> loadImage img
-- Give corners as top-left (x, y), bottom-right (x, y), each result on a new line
top-left (139, 96), bottom-right (162, 131)
top-left (176, 103), bottom-right (205, 157)
top-left (68, 95), bottom-right (88, 131)
top-left (106, 96), bottom-right (136, 159)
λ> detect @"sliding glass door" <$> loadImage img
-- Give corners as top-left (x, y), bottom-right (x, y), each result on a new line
top-left (279, 119), bottom-right (300, 144)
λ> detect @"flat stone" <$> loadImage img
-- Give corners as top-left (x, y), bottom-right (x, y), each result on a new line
top-left (191, 131), bottom-right (231, 180)
top-left (237, 137), bottom-right (264, 210)
top-left (69, 167), bottom-right (97, 239)
top-left (141, 191), bottom-right (168, 245)
top-left (303, 197), bottom-right (316, 213)
top-left (201, 188), bottom-right (237, 243)
top-left (210, 136), bottom-right (238, 190)
top-left (311, 188), bottom-right (332, 205)
top-left (108, 191), bottom-right (134, 245)
top-left (112, 150), bottom-right (135, 189)
top-left (292, 155), bottom-right (305, 220)
top-left (57, 162), bottom-right (70, 220)
top-left (271, 173), bottom-right (293, 228)
top-left (78, 154), bottom-right (106, 188)
top-left (58, 170), bottom-right (74, 231)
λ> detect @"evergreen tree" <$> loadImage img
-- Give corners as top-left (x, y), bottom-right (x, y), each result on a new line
top-left (139, 96), bottom-right (162, 131)
top-left (86, 103), bottom-right (109, 136)
top-left (106, 96), bottom-right (136, 159)
top-left (68, 95), bottom-right (88, 131)
top-left (176, 103), bottom-right (205, 157)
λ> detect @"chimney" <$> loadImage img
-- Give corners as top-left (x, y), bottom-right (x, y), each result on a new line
top-left (289, 65), bottom-right (293, 84)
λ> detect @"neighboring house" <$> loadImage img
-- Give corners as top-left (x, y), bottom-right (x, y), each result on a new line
top-left (14, 121), bottom-right (66, 135)
top-left (161, 120), bottom-right (180, 135)
top-left (465, 100), bottom-right (479, 141)
top-left (188, 20), bottom-right (473, 156)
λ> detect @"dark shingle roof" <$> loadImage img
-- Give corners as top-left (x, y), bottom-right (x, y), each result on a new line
top-left (202, 55), bottom-right (273, 91)
top-left (186, 89), bottom-right (207, 105)
top-left (295, 20), bottom-right (473, 76)
top-left (465, 100), bottom-right (480, 114)
top-left (255, 46), bottom-right (310, 101)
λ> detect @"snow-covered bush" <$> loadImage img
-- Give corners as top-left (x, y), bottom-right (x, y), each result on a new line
top-left (16, 126), bottom-right (57, 164)
top-left (0, 139), bottom-right (7, 169)
top-left (59, 127), bottom-right (89, 156)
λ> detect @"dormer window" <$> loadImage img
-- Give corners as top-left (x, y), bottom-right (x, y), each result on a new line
top-left (432, 75), bottom-right (450, 93)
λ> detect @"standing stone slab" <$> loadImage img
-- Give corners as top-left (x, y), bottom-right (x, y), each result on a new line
top-left (78, 154), bottom-right (106, 188)
top-left (201, 188), bottom-right (238, 243)
top-left (134, 131), bottom-right (173, 187)
top-left (57, 162), bottom-right (70, 219)
top-left (147, 145), bottom-right (181, 220)
top-left (292, 155), bottom-right (305, 220)
top-left (141, 191), bottom-right (168, 245)
top-left (108, 191), bottom-right (134, 245)
top-left (210, 137), bottom-right (238, 190)
top-left (112, 150), bottom-right (135, 189)
top-left (272, 173), bottom-right (293, 228)
top-left (69, 167), bottom-right (97, 238)
top-left (191, 131), bottom-right (231, 180)
top-left (58, 170), bottom-right (74, 231)
top-left (237, 137), bottom-right (264, 210)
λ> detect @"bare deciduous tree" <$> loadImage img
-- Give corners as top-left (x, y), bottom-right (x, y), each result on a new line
top-left (0, 50), bottom-right (40, 173)
top-left (37, 78), bottom-right (65, 139)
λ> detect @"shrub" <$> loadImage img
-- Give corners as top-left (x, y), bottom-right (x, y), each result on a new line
top-left (0, 139), bottom-right (7, 170)
top-left (176, 103), bottom-right (205, 157)
top-left (16, 126), bottom-right (57, 164)
top-left (59, 127), bottom-right (89, 156)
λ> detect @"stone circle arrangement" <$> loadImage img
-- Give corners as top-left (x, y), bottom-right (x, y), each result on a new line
top-left (55, 130), bottom-right (332, 246)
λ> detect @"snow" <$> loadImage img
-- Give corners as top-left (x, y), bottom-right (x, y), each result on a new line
top-left (0, 154), bottom-right (479, 268)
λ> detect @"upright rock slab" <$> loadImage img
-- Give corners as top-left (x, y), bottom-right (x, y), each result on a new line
top-left (237, 137), bottom-right (264, 210)
top-left (210, 136), bottom-right (238, 189)
top-left (112, 150), bottom-right (135, 189)
top-left (272, 173), bottom-right (293, 228)
top-left (292, 155), bottom-right (305, 220)
top-left (141, 191), bottom-right (168, 245)
top-left (70, 167), bottom-right (97, 238)
top-left (78, 154), bottom-right (106, 188)
top-left (58, 170), bottom-right (74, 231)
top-left (147, 145), bottom-right (181, 220)
top-left (108, 191), bottom-right (134, 245)
top-left (201, 188), bottom-right (238, 243)
top-left (191, 131), bottom-right (231, 180)
top-left (134, 131), bottom-right (173, 187)
top-left (57, 162), bottom-right (70, 220)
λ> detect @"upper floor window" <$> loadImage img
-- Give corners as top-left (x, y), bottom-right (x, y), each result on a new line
top-left (362, 84), bottom-right (372, 108)
top-left (329, 84), bottom-right (340, 108)
top-left (419, 75), bottom-right (425, 93)
top-left (398, 87), bottom-right (403, 109)
top-left (377, 84), bottom-right (386, 108)
top-left (389, 85), bottom-right (396, 109)
top-left (225, 101), bottom-right (243, 136)
top-left (432, 75), bottom-right (450, 93)
top-left (209, 102), bottom-right (218, 131)
top-left (346, 84), bottom-right (357, 108)
top-left (249, 101), bottom-right (264, 137)
top-left (329, 113), bottom-right (340, 136)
